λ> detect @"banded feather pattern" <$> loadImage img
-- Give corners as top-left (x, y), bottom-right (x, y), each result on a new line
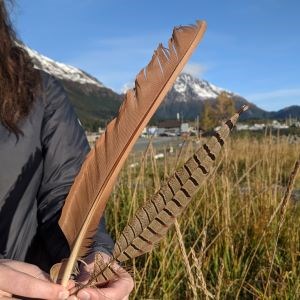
top-left (51, 20), bottom-right (207, 286)
top-left (89, 105), bottom-right (248, 286)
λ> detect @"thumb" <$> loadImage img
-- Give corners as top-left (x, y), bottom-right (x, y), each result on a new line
top-left (0, 263), bottom-right (69, 299)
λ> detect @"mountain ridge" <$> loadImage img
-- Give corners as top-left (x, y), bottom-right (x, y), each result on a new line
top-left (25, 46), bottom-right (299, 129)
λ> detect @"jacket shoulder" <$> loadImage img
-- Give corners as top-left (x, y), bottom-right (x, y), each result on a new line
top-left (38, 69), bottom-right (69, 110)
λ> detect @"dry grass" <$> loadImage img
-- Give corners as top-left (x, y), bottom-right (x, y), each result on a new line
top-left (105, 133), bottom-right (300, 299)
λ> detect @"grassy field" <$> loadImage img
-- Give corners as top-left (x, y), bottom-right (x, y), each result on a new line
top-left (105, 132), bottom-right (300, 299)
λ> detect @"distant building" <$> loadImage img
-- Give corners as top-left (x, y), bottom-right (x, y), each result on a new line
top-left (214, 120), bottom-right (295, 133)
top-left (157, 120), bottom-right (181, 136)
top-left (236, 123), bottom-right (249, 131)
top-left (180, 123), bottom-right (190, 133)
top-left (291, 121), bottom-right (300, 128)
top-left (98, 127), bottom-right (105, 134)
top-left (249, 123), bottom-right (265, 131)
top-left (271, 120), bottom-right (289, 129)
top-left (140, 126), bottom-right (158, 137)
top-left (141, 127), bottom-right (148, 137)
top-left (147, 126), bottom-right (158, 136)
top-left (158, 120), bottom-right (181, 129)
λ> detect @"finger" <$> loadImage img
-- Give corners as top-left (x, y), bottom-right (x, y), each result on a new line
top-left (67, 280), bottom-right (76, 291)
top-left (68, 281), bottom-right (79, 296)
top-left (77, 252), bottom-right (111, 284)
top-left (1, 261), bottom-right (74, 293)
top-left (67, 296), bottom-right (78, 300)
top-left (77, 267), bottom-right (134, 300)
top-left (0, 264), bottom-right (69, 300)
top-left (77, 288), bottom-right (106, 300)
top-left (1, 260), bottom-right (49, 281)
top-left (0, 288), bottom-right (12, 297)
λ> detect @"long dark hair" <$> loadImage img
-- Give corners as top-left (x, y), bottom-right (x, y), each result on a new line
top-left (0, 0), bottom-right (41, 134)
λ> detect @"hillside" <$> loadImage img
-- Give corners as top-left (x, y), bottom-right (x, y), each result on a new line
top-left (270, 105), bottom-right (300, 119)
top-left (25, 45), bottom-right (122, 130)
top-left (61, 80), bottom-right (122, 130)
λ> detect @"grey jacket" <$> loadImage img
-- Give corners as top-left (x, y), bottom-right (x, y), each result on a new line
top-left (0, 70), bottom-right (113, 271)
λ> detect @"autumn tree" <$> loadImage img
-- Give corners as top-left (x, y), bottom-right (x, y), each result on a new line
top-left (200, 101), bottom-right (216, 130)
top-left (200, 93), bottom-right (235, 130)
top-left (216, 92), bottom-right (235, 123)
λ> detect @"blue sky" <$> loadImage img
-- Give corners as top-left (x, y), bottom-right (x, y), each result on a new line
top-left (10, 0), bottom-right (300, 111)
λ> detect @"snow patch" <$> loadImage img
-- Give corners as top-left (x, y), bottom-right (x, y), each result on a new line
top-left (173, 73), bottom-right (233, 102)
top-left (24, 46), bottom-right (104, 88)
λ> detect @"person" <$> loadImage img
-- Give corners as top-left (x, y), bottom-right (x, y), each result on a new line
top-left (0, 1), bottom-right (134, 299)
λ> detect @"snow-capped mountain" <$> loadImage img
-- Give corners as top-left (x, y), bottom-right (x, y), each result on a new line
top-left (23, 45), bottom-right (122, 129)
top-left (24, 44), bottom-right (235, 104)
top-left (173, 73), bottom-right (233, 101)
top-left (156, 72), bottom-right (266, 120)
top-left (25, 46), bottom-right (104, 88)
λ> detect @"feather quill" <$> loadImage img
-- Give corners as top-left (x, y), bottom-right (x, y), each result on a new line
top-left (52, 20), bottom-right (207, 286)
top-left (87, 105), bottom-right (249, 286)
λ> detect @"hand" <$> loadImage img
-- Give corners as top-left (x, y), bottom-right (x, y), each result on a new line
top-left (74, 252), bottom-right (134, 300)
top-left (0, 259), bottom-right (70, 299)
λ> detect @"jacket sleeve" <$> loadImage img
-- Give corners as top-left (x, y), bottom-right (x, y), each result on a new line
top-left (36, 72), bottom-right (113, 265)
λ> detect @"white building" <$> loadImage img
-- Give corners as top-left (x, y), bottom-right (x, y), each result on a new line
top-left (271, 120), bottom-right (289, 129)
top-left (249, 124), bottom-right (265, 131)
top-left (236, 123), bottom-right (249, 131)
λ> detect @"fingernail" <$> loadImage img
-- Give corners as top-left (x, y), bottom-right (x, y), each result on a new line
top-left (58, 290), bottom-right (69, 300)
top-left (78, 291), bottom-right (91, 300)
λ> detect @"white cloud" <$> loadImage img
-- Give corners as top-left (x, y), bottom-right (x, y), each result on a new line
top-left (121, 81), bottom-right (135, 94)
top-left (182, 63), bottom-right (207, 78)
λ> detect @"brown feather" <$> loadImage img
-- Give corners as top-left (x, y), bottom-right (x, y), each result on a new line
top-left (53, 20), bottom-right (207, 286)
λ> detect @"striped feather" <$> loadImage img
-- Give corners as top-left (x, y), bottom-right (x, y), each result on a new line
top-left (88, 105), bottom-right (249, 285)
